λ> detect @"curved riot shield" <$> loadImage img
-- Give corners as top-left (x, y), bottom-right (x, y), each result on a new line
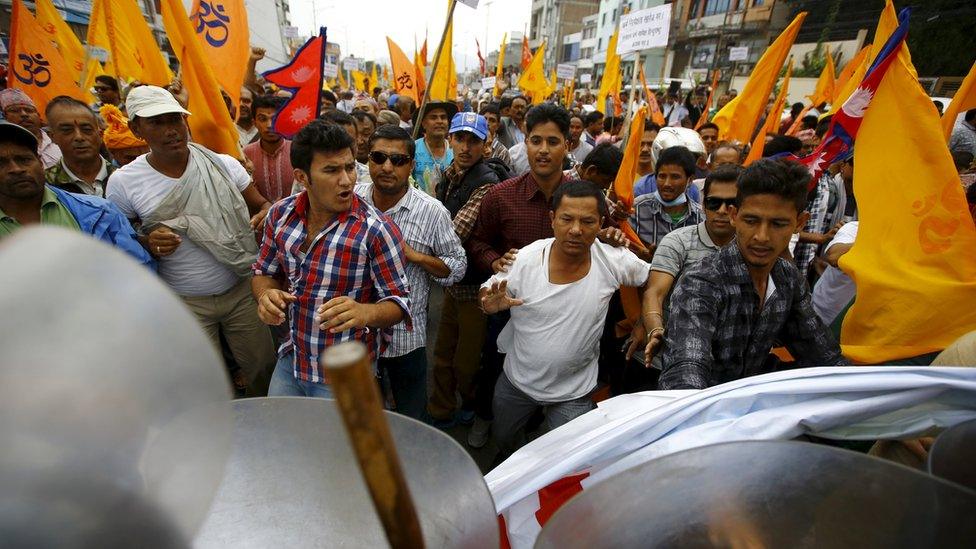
top-left (929, 418), bottom-right (976, 491)
top-left (536, 440), bottom-right (976, 548)
top-left (195, 397), bottom-right (498, 548)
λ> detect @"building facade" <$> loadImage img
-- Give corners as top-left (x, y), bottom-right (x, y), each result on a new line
top-left (528, 0), bottom-right (599, 73)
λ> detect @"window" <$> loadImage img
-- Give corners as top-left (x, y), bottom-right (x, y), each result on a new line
top-left (598, 37), bottom-right (603, 50)
top-left (612, 8), bottom-right (617, 22)
top-left (602, 12), bottom-right (606, 26)
top-left (704, 0), bottom-right (731, 16)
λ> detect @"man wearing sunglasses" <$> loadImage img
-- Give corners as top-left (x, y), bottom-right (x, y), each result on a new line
top-left (625, 165), bottom-right (740, 367)
top-left (91, 75), bottom-right (122, 111)
top-left (355, 125), bottom-right (467, 420)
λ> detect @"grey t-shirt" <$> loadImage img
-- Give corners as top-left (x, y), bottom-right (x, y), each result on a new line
top-left (650, 222), bottom-right (721, 277)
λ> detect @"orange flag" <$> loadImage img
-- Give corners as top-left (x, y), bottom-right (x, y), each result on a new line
top-left (33, 0), bottom-right (86, 82)
top-left (521, 36), bottom-right (532, 70)
top-left (387, 37), bottom-right (419, 102)
top-left (102, 0), bottom-right (173, 85)
top-left (942, 61), bottom-right (976, 141)
top-left (840, 39), bottom-right (976, 363)
top-left (8, 0), bottom-right (84, 114)
top-left (745, 60), bottom-right (793, 166)
top-left (494, 32), bottom-right (507, 97)
top-left (428, 0), bottom-right (458, 101)
top-left (189, 0), bottom-right (250, 109)
top-left (161, 0), bottom-right (240, 156)
top-left (807, 45), bottom-right (835, 107)
top-left (638, 63), bottom-right (666, 126)
top-left (613, 105), bottom-right (649, 249)
top-left (711, 12), bottom-right (806, 143)
top-left (834, 44), bottom-right (870, 94)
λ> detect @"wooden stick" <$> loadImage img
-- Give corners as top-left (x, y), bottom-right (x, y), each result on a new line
top-left (322, 342), bottom-right (425, 549)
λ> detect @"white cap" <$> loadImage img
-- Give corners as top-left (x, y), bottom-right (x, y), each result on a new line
top-left (651, 127), bottom-right (705, 164)
top-left (125, 85), bottom-right (191, 119)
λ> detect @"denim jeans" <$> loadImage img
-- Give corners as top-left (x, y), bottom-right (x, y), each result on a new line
top-left (267, 351), bottom-right (335, 399)
top-left (378, 347), bottom-right (427, 420)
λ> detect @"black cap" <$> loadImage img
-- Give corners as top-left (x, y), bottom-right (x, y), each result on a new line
top-left (418, 100), bottom-right (459, 122)
top-left (0, 120), bottom-right (39, 150)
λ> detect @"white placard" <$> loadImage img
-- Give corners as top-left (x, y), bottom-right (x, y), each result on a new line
top-left (323, 62), bottom-right (339, 78)
top-left (616, 4), bottom-right (671, 55)
top-left (481, 76), bottom-right (497, 89)
top-left (458, 0), bottom-right (479, 8)
top-left (86, 45), bottom-right (109, 63)
top-left (580, 73), bottom-right (592, 84)
top-left (556, 63), bottom-right (576, 80)
top-left (283, 26), bottom-right (300, 38)
top-left (343, 58), bottom-right (361, 71)
top-left (457, 83), bottom-right (465, 93)
top-left (728, 46), bottom-right (749, 61)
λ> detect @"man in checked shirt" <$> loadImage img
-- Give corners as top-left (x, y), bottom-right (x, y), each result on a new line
top-left (252, 120), bottom-right (411, 399)
top-left (658, 159), bottom-right (847, 390)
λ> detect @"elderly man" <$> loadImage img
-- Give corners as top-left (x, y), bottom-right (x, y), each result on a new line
top-left (480, 180), bottom-right (653, 457)
top-left (496, 95), bottom-right (528, 149)
top-left (413, 101), bottom-right (458, 195)
top-left (355, 125), bottom-right (466, 419)
top-left (351, 110), bottom-right (377, 165)
top-left (253, 121), bottom-right (411, 399)
top-left (0, 120), bottom-right (150, 267)
top-left (44, 96), bottom-right (113, 197)
top-left (427, 112), bottom-right (509, 427)
top-left (106, 85), bottom-right (276, 393)
top-left (1, 89), bottom-right (61, 168)
top-left (99, 105), bottom-right (149, 167)
top-left (394, 95), bottom-right (416, 131)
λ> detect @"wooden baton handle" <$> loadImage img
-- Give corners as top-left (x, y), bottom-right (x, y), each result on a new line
top-left (322, 342), bottom-right (425, 548)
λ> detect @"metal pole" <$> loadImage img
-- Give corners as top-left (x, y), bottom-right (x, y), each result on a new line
top-left (412, 0), bottom-right (459, 140)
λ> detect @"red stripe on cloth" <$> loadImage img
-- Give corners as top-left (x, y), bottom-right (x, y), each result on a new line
top-left (534, 472), bottom-right (590, 526)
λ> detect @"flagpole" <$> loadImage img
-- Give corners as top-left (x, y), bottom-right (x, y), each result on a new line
top-left (413, 0), bottom-right (459, 140)
top-left (622, 52), bottom-right (641, 145)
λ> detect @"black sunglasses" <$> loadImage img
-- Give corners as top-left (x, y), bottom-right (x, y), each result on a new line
top-left (704, 197), bottom-right (737, 211)
top-left (369, 151), bottom-right (412, 166)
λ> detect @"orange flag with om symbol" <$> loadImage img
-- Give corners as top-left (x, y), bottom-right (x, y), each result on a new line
top-left (839, 45), bottom-right (976, 363)
top-left (190, 0), bottom-right (250, 109)
top-left (8, 0), bottom-right (84, 114)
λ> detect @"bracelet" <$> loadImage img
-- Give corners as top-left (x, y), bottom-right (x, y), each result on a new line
top-left (644, 311), bottom-right (663, 319)
top-left (647, 327), bottom-right (665, 339)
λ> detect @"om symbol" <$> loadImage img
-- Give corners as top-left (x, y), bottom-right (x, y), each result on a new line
top-left (13, 53), bottom-right (52, 87)
top-left (396, 72), bottom-right (414, 90)
top-left (910, 183), bottom-right (965, 255)
top-left (193, 1), bottom-right (231, 48)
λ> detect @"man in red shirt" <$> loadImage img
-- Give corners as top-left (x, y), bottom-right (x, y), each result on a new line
top-left (244, 95), bottom-right (293, 204)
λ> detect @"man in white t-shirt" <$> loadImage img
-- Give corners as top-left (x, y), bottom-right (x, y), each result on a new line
top-left (812, 221), bottom-right (857, 326)
top-left (480, 180), bottom-right (652, 457)
top-left (106, 85), bottom-right (276, 394)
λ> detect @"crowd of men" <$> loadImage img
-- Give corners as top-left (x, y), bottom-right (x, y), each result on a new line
top-left (2, 54), bottom-right (975, 462)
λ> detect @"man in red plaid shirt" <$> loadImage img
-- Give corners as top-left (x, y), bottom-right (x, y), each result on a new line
top-left (252, 120), bottom-right (411, 398)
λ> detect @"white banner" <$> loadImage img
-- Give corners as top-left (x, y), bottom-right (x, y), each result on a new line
top-left (481, 76), bottom-right (497, 90)
top-left (283, 26), bottom-right (300, 39)
top-left (580, 73), bottom-right (592, 84)
top-left (322, 62), bottom-right (339, 79)
top-left (458, 0), bottom-right (479, 8)
top-left (86, 45), bottom-right (109, 63)
top-left (617, 4), bottom-right (671, 55)
top-left (728, 46), bottom-right (749, 61)
top-left (342, 58), bottom-right (361, 71)
top-left (556, 63), bottom-right (576, 81)
top-left (487, 366), bottom-right (976, 548)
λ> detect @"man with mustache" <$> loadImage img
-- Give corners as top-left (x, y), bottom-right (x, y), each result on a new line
top-left (44, 96), bottom-right (114, 197)
top-left (628, 146), bottom-right (705, 260)
top-left (354, 125), bottom-right (466, 419)
top-left (0, 120), bottom-right (150, 267)
top-left (658, 159), bottom-right (847, 390)
top-left (479, 180), bottom-right (653, 457)
top-left (0, 89), bottom-right (61, 169)
top-left (107, 85), bottom-right (276, 394)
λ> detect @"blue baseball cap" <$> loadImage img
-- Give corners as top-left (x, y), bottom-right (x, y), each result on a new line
top-left (387, 93), bottom-right (400, 108)
top-left (449, 112), bottom-right (488, 141)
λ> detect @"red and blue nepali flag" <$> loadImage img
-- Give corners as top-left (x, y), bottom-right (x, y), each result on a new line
top-left (262, 27), bottom-right (327, 138)
top-left (791, 8), bottom-right (911, 191)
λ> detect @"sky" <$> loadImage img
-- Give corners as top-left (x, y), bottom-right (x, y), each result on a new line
top-left (289, 0), bottom-right (531, 71)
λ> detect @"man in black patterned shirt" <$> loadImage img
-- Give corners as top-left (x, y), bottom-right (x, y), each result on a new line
top-left (658, 159), bottom-right (847, 390)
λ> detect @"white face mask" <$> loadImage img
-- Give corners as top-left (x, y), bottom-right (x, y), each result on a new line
top-left (653, 190), bottom-right (688, 208)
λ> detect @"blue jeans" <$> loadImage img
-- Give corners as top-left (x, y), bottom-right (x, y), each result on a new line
top-left (267, 351), bottom-right (335, 399)
top-left (379, 347), bottom-right (428, 420)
